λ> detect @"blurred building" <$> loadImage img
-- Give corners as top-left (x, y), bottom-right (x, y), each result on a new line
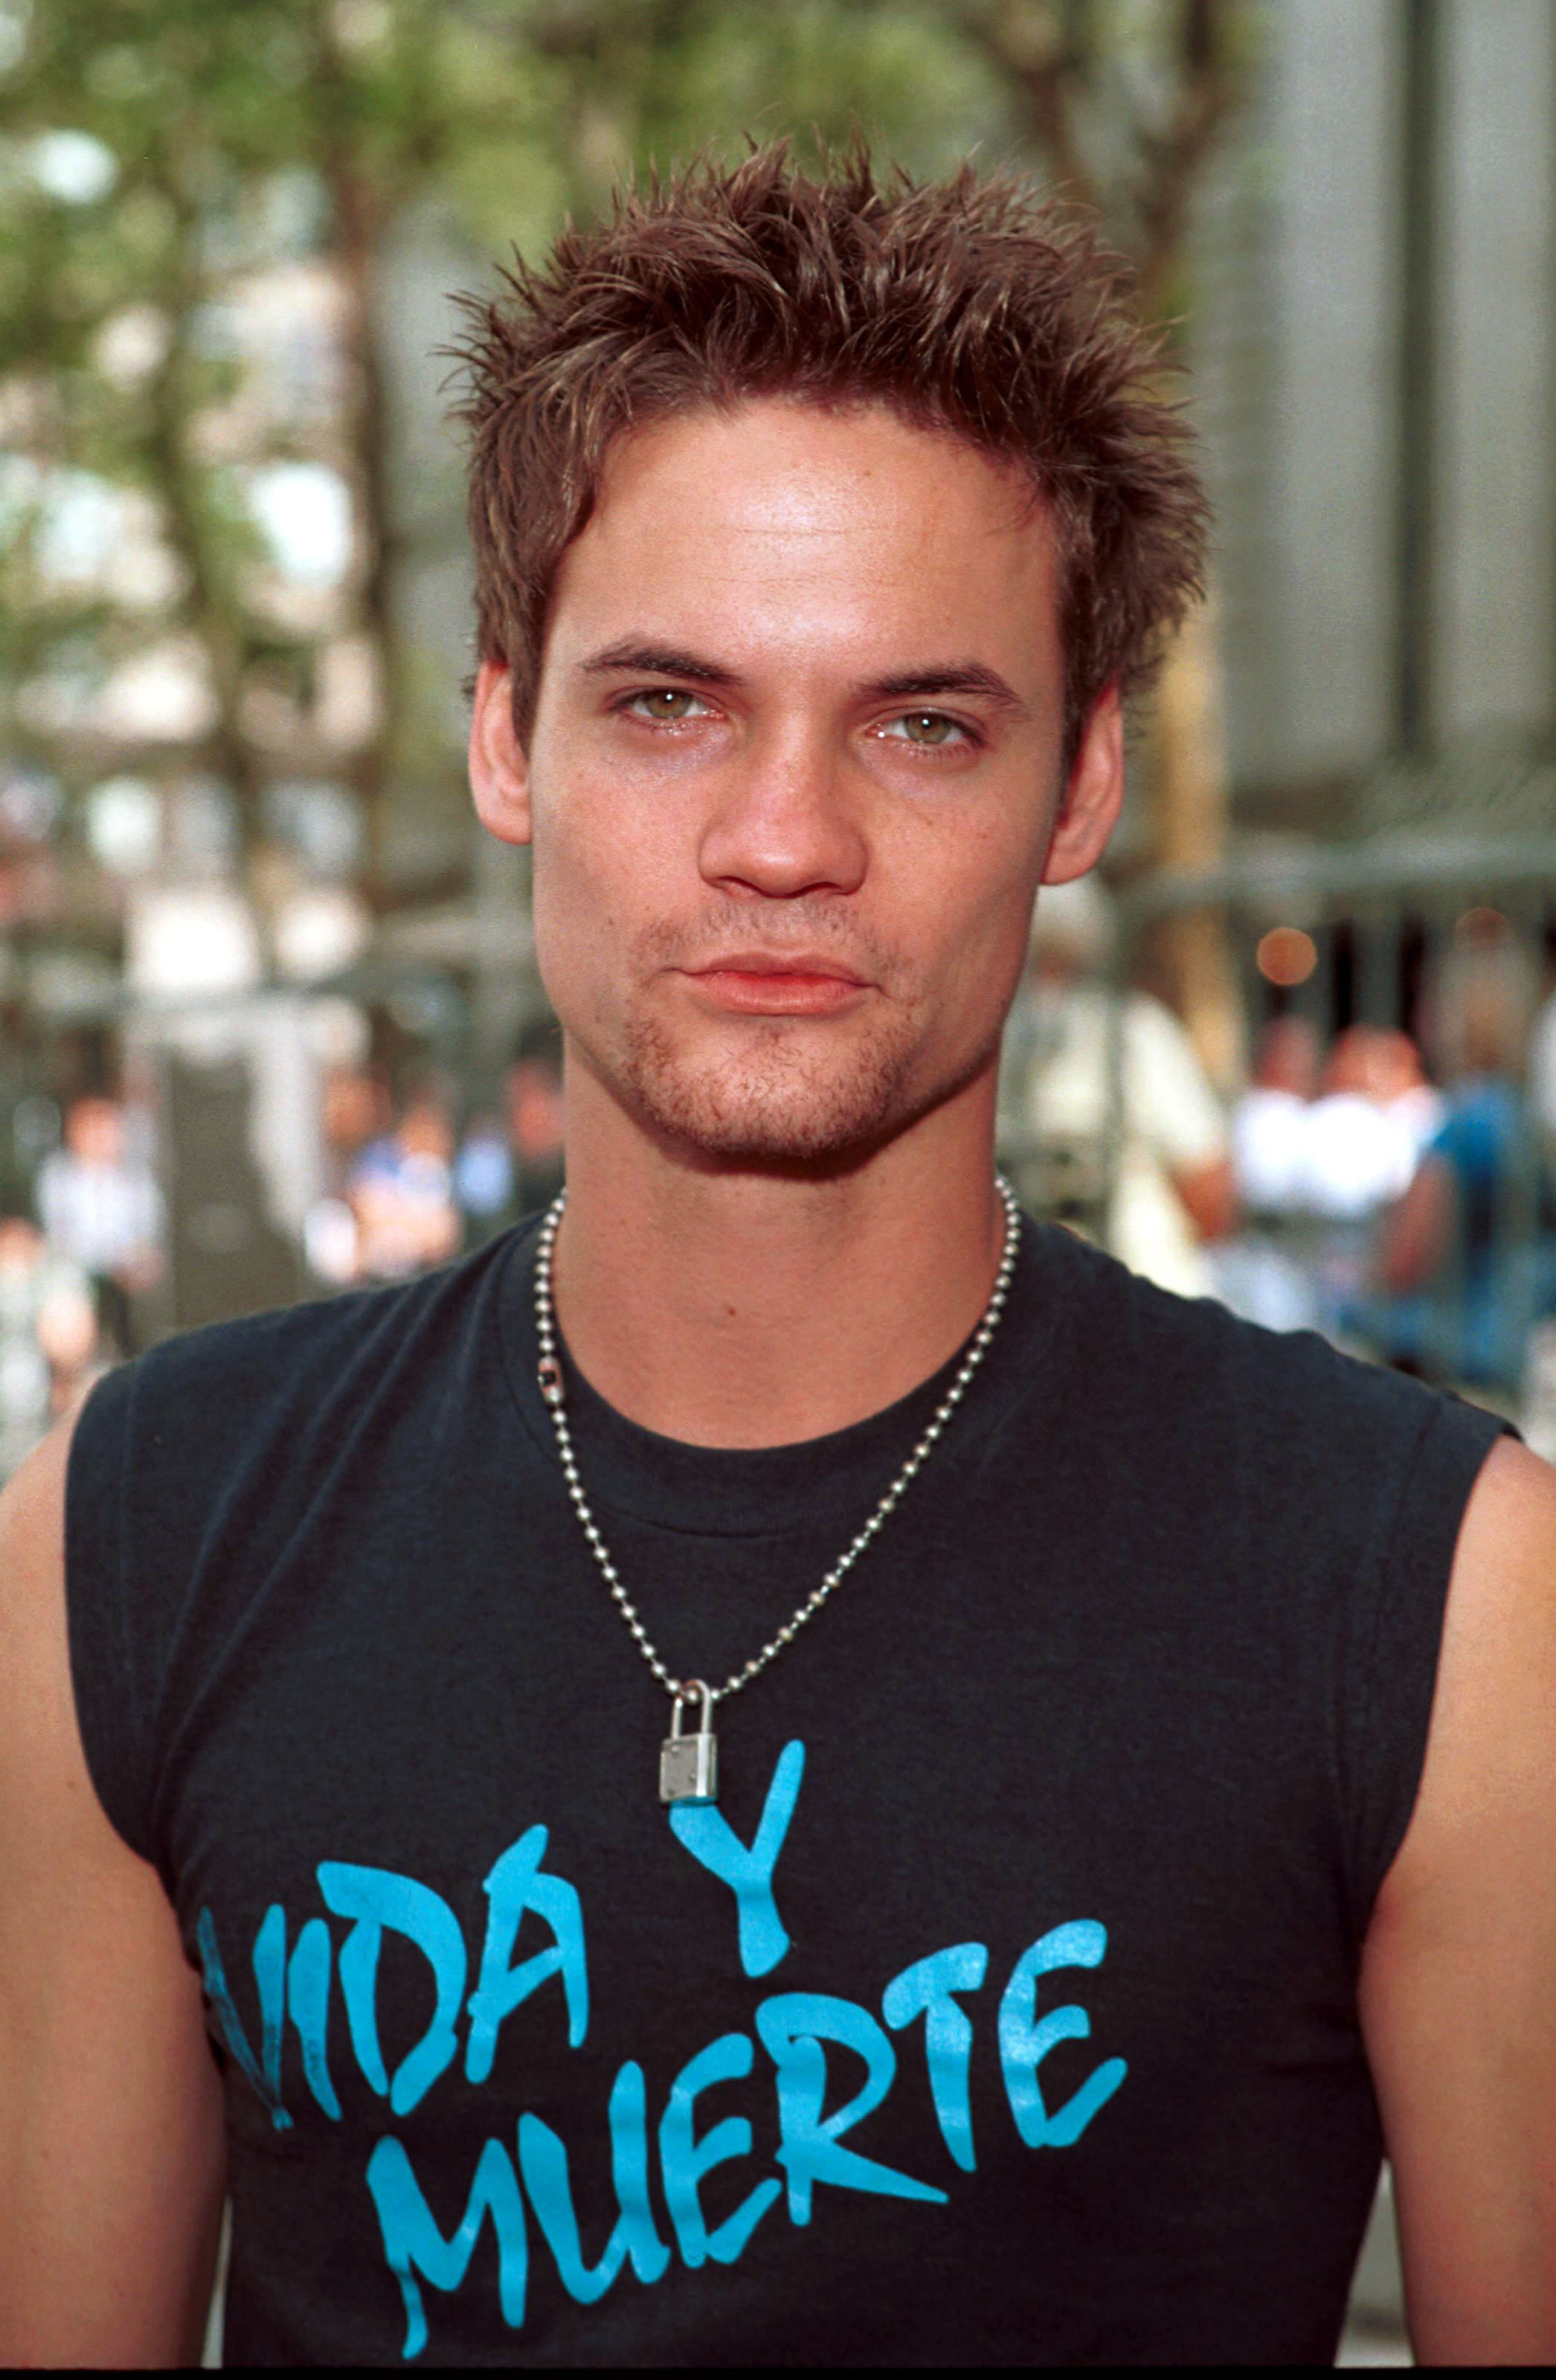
top-left (1192, 0), bottom-right (1555, 819)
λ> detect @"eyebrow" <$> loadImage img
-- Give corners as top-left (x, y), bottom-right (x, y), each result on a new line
top-left (864, 664), bottom-right (1028, 719)
top-left (579, 641), bottom-right (741, 686)
top-left (579, 641), bottom-right (1029, 718)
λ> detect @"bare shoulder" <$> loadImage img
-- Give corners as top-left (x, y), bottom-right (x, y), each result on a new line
top-left (0, 1409), bottom-right (227, 2364)
top-left (1386, 1434), bottom-right (1556, 1897)
top-left (1360, 1436), bottom-right (1556, 2361)
top-left (0, 1397), bottom-right (190, 1961)
top-left (1446, 1428), bottom-right (1556, 1600)
top-left (0, 1408), bottom-right (103, 1855)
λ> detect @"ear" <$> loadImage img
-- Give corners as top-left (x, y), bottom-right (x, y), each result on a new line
top-left (469, 661), bottom-right (533, 847)
top-left (1041, 684), bottom-right (1125, 885)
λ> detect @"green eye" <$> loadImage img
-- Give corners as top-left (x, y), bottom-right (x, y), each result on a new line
top-left (629, 687), bottom-right (702, 721)
top-left (892, 711), bottom-right (962, 745)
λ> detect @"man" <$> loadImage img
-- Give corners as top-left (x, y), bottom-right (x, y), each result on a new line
top-left (1, 150), bottom-right (1553, 2367)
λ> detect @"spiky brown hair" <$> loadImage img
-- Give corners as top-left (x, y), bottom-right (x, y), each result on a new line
top-left (454, 143), bottom-right (1207, 764)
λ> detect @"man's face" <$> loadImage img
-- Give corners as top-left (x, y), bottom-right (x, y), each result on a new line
top-left (472, 397), bottom-right (1122, 1168)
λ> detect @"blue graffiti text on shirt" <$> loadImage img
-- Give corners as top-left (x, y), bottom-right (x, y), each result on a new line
top-left (196, 1741), bottom-right (1127, 2361)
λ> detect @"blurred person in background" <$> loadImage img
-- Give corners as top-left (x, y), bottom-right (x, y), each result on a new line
top-left (347, 1087), bottom-right (463, 1283)
top-left (1302, 1024), bottom-right (1430, 1223)
top-left (32, 1255), bottom-right (103, 1420)
top-left (1364, 1024), bottom-right (1443, 1170)
top-left (33, 1091), bottom-right (164, 1358)
top-left (304, 1064), bottom-right (395, 1286)
top-left (0, 1216), bottom-right (99, 1482)
top-left (1301, 1024), bottom-right (1440, 1344)
top-left (1212, 1013), bottom-right (1321, 1331)
top-left (0, 1218), bottom-right (55, 1478)
top-left (4, 147), bottom-right (1555, 2373)
top-left (321, 1063), bottom-right (393, 1196)
top-left (998, 873), bottom-right (1234, 1296)
top-left (1229, 1012), bottom-right (1320, 1213)
top-left (1217, 1020), bottom-right (1444, 1341)
top-left (1377, 952), bottom-right (1552, 1396)
top-left (453, 1109), bottom-right (518, 1244)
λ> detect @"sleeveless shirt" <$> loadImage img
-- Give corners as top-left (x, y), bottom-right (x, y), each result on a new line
top-left (65, 1214), bottom-right (1505, 2366)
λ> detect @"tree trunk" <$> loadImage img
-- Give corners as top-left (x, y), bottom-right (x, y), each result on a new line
top-left (144, 166), bottom-right (264, 843)
top-left (965, 0), bottom-right (1249, 1082)
top-left (315, 13), bottom-right (396, 910)
top-left (1148, 591), bottom-right (1244, 1091)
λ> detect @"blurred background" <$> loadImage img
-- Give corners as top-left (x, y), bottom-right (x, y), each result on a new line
top-left (3, 7), bottom-right (1552, 2359)
top-left (1, 0), bottom-right (1554, 1490)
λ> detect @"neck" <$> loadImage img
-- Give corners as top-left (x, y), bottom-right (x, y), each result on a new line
top-left (549, 1066), bottom-right (1008, 1449)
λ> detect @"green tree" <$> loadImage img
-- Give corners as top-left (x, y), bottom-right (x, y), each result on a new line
top-left (954, 0), bottom-right (1253, 321)
top-left (0, 0), bottom-right (1012, 914)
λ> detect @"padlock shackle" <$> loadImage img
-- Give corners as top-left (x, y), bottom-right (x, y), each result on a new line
top-left (669, 1678), bottom-right (715, 1736)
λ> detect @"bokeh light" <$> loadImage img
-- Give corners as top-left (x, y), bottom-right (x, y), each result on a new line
top-left (1256, 927), bottom-right (1318, 987)
top-left (1453, 906), bottom-right (1509, 949)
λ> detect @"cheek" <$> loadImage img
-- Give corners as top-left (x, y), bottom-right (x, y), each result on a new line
top-left (529, 799), bottom-right (614, 1016)
top-left (529, 780), bottom-right (672, 1021)
top-left (919, 876), bottom-right (1041, 1061)
top-left (939, 904), bottom-right (1029, 1027)
top-left (533, 736), bottom-right (672, 884)
top-left (905, 812), bottom-right (1043, 994)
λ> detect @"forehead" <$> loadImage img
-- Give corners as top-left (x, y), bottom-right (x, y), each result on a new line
top-left (544, 397), bottom-right (1062, 682)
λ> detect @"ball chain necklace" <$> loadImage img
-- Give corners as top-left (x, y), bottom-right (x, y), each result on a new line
top-left (533, 1175), bottom-right (1020, 1805)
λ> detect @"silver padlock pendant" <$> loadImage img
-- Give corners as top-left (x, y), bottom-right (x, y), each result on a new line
top-left (660, 1681), bottom-right (718, 1804)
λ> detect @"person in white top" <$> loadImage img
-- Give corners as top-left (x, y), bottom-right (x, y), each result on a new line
top-left (1229, 1014), bottom-right (1319, 1213)
top-left (1300, 1027), bottom-right (1438, 1221)
top-left (1215, 1015), bottom-right (1323, 1332)
top-left (998, 876), bottom-right (1233, 1298)
top-left (34, 1095), bottom-right (164, 1357)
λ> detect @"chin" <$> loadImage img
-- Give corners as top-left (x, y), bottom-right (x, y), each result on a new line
top-left (620, 1015), bottom-right (924, 1168)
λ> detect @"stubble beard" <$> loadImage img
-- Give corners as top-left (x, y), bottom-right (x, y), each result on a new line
top-left (620, 1001), bottom-right (927, 1165)
top-left (598, 899), bottom-right (1006, 1167)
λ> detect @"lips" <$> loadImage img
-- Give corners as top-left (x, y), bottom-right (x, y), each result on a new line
top-left (689, 952), bottom-right (867, 985)
top-left (681, 952), bottom-right (872, 1015)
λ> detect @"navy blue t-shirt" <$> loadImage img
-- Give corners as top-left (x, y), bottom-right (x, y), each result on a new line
top-left (65, 1215), bottom-right (1505, 2364)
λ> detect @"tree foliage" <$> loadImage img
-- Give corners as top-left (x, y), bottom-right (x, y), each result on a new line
top-left (0, 0), bottom-right (1249, 906)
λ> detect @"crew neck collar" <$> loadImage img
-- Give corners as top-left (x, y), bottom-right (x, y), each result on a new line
top-left (498, 1205), bottom-right (1074, 1541)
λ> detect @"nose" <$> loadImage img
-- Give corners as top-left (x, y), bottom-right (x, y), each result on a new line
top-left (697, 722), bottom-right (867, 901)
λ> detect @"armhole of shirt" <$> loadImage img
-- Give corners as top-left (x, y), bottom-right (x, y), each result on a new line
top-left (1346, 1390), bottom-right (1512, 1934)
top-left (62, 1361), bottom-right (156, 1863)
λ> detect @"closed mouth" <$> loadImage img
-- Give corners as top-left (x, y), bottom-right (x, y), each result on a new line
top-left (686, 953), bottom-right (869, 985)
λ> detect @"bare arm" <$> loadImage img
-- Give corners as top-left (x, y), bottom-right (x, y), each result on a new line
top-left (0, 1413), bottom-right (226, 2367)
top-left (1360, 1436), bottom-right (1556, 2363)
top-left (1379, 1152), bottom-right (1454, 1293)
top-left (1171, 1152), bottom-right (1237, 1243)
